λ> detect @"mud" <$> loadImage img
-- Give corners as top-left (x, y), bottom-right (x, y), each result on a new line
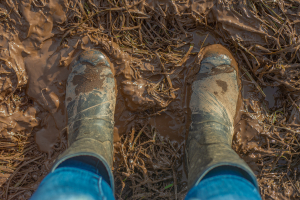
top-left (0, 0), bottom-right (300, 199)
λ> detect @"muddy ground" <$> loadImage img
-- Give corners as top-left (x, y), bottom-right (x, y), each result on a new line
top-left (0, 0), bottom-right (300, 199)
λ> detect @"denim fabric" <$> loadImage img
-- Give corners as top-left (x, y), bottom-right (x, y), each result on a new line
top-left (56, 156), bottom-right (112, 187)
top-left (185, 167), bottom-right (261, 200)
top-left (30, 159), bottom-right (115, 200)
top-left (31, 159), bottom-right (261, 200)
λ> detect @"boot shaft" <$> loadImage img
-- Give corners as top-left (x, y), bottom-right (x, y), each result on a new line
top-left (52, 50), bottom-right (116, 189)
top-left (186, 44), bottom-right (258, 190)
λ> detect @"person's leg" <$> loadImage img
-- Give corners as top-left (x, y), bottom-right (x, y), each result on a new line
top-left (185, 166), bottom-right (261, 200)
top-left (31, 50), bottom-right (116, 199)
top-left (185, 44), bottom-right (261, 199)
top-left (30, 156), bottom-right (114, 200)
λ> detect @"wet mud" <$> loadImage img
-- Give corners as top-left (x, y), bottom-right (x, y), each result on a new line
top-left (1, 0), bottom-right (300, 199)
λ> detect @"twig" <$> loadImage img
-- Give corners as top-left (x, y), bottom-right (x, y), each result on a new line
top-left (131, 124), bottom-right (147, 151)
top-left (5, 155), bottom-right (44, 199)
top-left (176, 43), bottom-right (194, 67)
top-left (155, 52), bottom-right (175, 99)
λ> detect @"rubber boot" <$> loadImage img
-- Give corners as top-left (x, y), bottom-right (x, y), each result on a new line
top-left (186, 44), bottom-right (258, 190)
top-left (51, 50), bottom-right (116, 189)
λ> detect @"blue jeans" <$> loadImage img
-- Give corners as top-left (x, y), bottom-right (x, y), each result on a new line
top-left (30, 157), bottom-right (115, 200)
top-left (31, 158), bottom-right (261, 200)
top-left (185, 166), bottom-right (261, 200)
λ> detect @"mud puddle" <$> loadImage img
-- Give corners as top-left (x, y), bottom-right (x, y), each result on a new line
top-left (1, 0), bottom-right (300, 199)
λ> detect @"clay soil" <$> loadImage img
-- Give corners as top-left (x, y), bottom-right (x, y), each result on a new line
top-left (1, 0), bottom-right (300, 199)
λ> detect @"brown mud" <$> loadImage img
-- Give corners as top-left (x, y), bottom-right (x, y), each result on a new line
top-left (0, 0), bottom-right (300, 199)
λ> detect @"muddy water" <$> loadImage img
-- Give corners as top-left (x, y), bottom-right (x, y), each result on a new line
top-left (0, 0), bottom-right (227, 195)
top-left (2, 27), bottom-right (224, 154)
top-left (1, 0), bottom-right (297, 199)
top-left (0, 0), bottom-right (264, 155)
top-left (0, 0), bottom-right (230, 167)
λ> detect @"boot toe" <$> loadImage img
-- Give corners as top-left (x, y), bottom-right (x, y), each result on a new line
top-left (201, 54), bottom-right (232, 68)
top-left (78, 50), bottom-right (110, 67)
top-left (200, 44), bottom-right (238, 72)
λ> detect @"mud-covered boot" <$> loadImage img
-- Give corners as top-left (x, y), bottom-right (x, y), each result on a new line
top-left (51, 50), bottom-right (116, 189)
top-left (186, 44), bottom-right (258, 190)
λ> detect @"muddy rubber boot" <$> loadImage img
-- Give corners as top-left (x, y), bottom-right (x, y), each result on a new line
top-left (186, 44), bottom-right (258, 190)
top-left (51, 50), bottom-right (116, 189)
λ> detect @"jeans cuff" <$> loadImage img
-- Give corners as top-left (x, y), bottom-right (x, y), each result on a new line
top-left (55, 155), bottom-right (113, 189)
